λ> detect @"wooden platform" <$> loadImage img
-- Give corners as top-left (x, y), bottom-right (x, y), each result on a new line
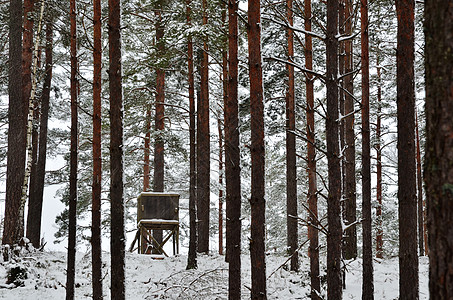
top-left (129, 219), bottom-right (179, 257)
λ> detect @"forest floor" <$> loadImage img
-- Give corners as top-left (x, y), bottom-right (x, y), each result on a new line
top-left (0, 248), bottom-right (429, 299)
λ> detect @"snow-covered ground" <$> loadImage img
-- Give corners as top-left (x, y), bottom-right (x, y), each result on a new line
top-left (0, 249), bottom-right (429, 299)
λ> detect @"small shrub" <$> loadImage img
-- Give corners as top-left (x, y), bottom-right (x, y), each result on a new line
top-left (7, 266), bottom-right (28, 287)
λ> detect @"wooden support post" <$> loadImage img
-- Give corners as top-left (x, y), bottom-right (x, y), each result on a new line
top-left (136, 220), bottom-right (179, 256)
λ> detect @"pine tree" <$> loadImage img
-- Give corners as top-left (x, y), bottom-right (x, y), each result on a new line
top-left (218, 113), bottom-right (224, 255)
top-left (109, 0), bottom-right (125, 297)
top-left (152, 5), bottom-right (165, 253)
top-left (66, 0), bottom-right (78, 298)
top-left (197, 0), bottom-right (211, 254)
top-left (153, 7), bottom-right (165, 193)
top-left (425, 0), bottom-right (453, 297)
top-left (305, 0), bottom-right (320, 297)
top-left (343, 0), bottom-right (357, 261)
top-left (3, 0), bottom-right (26, 247)
top-left (92, 0), bottom-right (103, 297)
top-left (219, 2), bottom-right (227, 257)
top-left (375, 54), bottom-right (383, 259)
top-left (361, 0), bottom-right (373, 297)
top-left (226, 0), bottom-right (241, 296)
top-left (415, 110), bottom-right (424, 256)
top-left (285, 0), bottom-right (298, 272)
top-left (326, 0), bottom-right (342, 298)
top-left (186, 0), bottom-right (198, 270)
top-left (144, 107), bottom-right (151, 191)
top-left (18, 0), bottom-right (35, 239)
top-left (396, 0), bottom-right (418, 298)
top-left (248, 0), bottom-right (266, 297)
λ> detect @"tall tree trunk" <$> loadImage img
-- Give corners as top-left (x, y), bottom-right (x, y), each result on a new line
top-left (143, 107), bottom-right (151, 191)
top-left (305, 0), bottom-right (320, 297)
top-left (218, 114), bottom-right (224, 255)
top-left (326, 0), bottom-right (342, 299)
top-left (92, 0), bottom-right (103, 297)
top-left (154, 9), bottom-right (165, 193)
top-left (152, 8), bottom-right (165, 253)
top-left (186, 0), bottom-right (198, 270)
top-left (415, 110), bottom-right (424, 256)
top-left (66, 0), bottom-right (78, 297)
top-left (361, 0), bottom-right (373, 298)
top-left (286, 0), bottom-right (298, 273)
top-left (375, 58), bottom-right (383, 259)
top-left (343, 0), bottom-right (357, 260)
top-left (425, 0), bottom-right (453, 298)
top-left (396, 0), bottom-right (418, 298)
top-left (26, 17), bottom-right (53, 249)
top-left (248, 0), bottom-right (266, 298)
top-left (219, 4), bottom-right (227, 257)
top-left (338, 0), bottom-right (345, 205)
top-left (226, 0), bottom-right (241, 296)
top-left (3, 0), bottom-right (25, 246)
top-left (21, 0), bottom-right (45, 241)
top-left (22, 0), bottom-right (33, 141)
top-left (27, 84), bottom-right (39, 245)
top-left (18, 0), bottom-right (34, 239)
top-left (109, 0), bottom-right (125, 297)
top-left (197, 0), bottom-right (210, 254)
top-left (26, 21), bottom-right (41, 247)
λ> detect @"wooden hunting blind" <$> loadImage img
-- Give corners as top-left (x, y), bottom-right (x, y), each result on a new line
top-left (129, 192), bottom-right (180, 256)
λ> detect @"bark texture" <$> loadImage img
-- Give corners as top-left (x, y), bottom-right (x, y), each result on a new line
top-left (226, 0), bottom-right (241, 296)
top-left (109, 0), bottom-right (125, 298)
top-left (425, 0), bottom-right (453, 298)
top-left (396, 0), bottom-right (418, 299)
top-left (218, 114), bottom-right (224, 255)
top-left (326, 0), bottom-right (342, 298)
top-left (153, 9), bottom-right (165, 193)
top-left (375, 59), bottom-right (383, 259)
top-left (144, 107), bottom-right (151, 191)
top-left (27, 87), bottom-right (39, 245)
top-left (248, 0), bottom-right (266, 297)
top-left (305, 0), bottom-right (320, 297)
top-left (361, 0), bottom-right (373, 298)
top-left (343, 0), bottom-right (357, 261)
top-left (415, 111), bottom-right (424, 256)
top-left (152, 8), bottom-right (165, 252)
top-left (197, 0), bottom-right (210, 254)
top-left (22, 0), bottom-right (33, 114)
top-left (339, 0), bottom-right (345, 203)
top-left (66, 0), bottom-right (78, 298)
top-left (92, 0), bottom-right (103, 297)
top-left (22, 0), bottom-right (46, 242)
top-left (286, 0), bottom-right (298, 272)
top-left (219, 4), bottom-right (227, 257)
top-left (26, 17), bottom-right (53, 249)
top-left (18, 0), bottom-right (34, 238)
top-left (186, 0), bottom-right (198, 270)
top-left (3, 0), bottom-right (25, 246)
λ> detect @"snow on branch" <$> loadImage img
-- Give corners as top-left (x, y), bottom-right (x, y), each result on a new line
top-left (265, 56), bottom-right (326, 81)
top-left (262, 15), bottom-right (326, 40)
top-left (337, 67), bottom-right (361, 81)
top-left (336, 107), bottom-right (362, 123)
top-left (342, 219), bottom-right (362, 232)
top-left (337, 30), bottom-right (360, 42)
